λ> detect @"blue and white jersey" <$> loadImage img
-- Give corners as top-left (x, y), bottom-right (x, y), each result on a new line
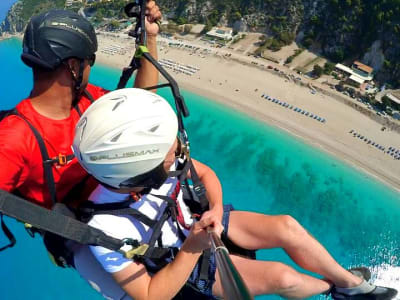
top-left (87, 172), bottom-right (194, 273)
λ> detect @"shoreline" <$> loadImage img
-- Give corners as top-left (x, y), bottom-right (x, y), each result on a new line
top-left (3, 34), bottom-right (400, 193)
top-left (180, 80), bottom-right (400, 194)
top-left (93, 32), bottom-right (400, 193)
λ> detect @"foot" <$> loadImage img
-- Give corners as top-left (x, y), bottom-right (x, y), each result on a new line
top-left (348, 266), bottom-right (371, 281)
top-left (331, 280), bottom-right (398, 300)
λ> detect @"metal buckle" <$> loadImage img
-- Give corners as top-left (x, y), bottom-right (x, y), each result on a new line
top-left (58, 154), bottom-right (67, 166)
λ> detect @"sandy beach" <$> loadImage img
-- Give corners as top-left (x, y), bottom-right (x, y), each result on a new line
top-left (93, 32), bottom-right (400, 192)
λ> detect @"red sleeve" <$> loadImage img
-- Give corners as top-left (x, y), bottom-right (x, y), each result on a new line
top-left (0, 116), bottom-right (34, 192)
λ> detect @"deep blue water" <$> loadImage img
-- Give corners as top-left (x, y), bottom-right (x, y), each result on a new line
top-left (0, 38), bottom-right (399, 299)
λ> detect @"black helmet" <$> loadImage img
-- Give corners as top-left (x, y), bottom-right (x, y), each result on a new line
top-left (22, 9), bottom-right (98, 70)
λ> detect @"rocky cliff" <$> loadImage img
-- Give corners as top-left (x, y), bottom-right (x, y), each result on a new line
top-left (2, 0), bottom-right (400, 87)
top-left (0, 2), bottom-right (24, 35)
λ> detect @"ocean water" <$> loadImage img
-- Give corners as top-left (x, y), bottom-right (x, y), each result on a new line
top-left (0, 38), bottom-right (399, 299)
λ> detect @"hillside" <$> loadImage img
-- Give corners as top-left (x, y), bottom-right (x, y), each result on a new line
top-left (1, 0), bottom-right (400, 88)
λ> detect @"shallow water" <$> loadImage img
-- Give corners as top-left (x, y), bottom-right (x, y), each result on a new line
top-left (0, 38), bottom-right (399, 299)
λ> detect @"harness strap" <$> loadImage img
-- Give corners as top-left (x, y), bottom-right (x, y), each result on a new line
top-left (0, 213), bottom-right (16, 251)
top-left (147, 206), bottom-right (172, 247)
top-left (2, 89), bottom-right (94, 205)
top-left (76, 193), bottom-right (184, 263)
top-left (81, 206), bottom-right (157, 227)
top-left (188, 161), bottom-right (209, 212)
top-left (0, 189), bottom-right (124, 251)
top-left (83, 88), bottom-right (95, 103)
top-left (198, 249), bottom-right (212, 282)
top-left (10, 110), bottom-right (58, 204)
top-left (74, 88), bottom-right (95, 116)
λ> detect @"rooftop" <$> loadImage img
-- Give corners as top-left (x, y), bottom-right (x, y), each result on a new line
top-left (353, 61), bottom-right (374, 74)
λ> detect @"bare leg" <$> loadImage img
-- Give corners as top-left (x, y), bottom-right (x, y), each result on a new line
top-left (227, 211), bottom-right (362, 288)
top-left (212, 254), bottom-right (331, 298)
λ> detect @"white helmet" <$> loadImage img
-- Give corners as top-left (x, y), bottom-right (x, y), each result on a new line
top-left (72, 88), bottom-right (178, 189)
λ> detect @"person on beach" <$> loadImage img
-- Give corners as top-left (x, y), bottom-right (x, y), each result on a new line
top-left (0, 3), bottom-right (161, 209)
top-left (72, 88), bottom-right (397, 300)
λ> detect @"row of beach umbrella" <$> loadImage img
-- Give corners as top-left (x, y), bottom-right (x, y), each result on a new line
top-left (349, 130), bottom-right (400, 160)
top-left (261, 93), bottom-right (326, 123)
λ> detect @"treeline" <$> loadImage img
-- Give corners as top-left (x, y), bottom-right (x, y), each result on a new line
top-left (6, 0), bottom-right (400, 87)
top-left (89, 0), bottom-right (128, 23)
top-left (18, 0), bottom-right (64, 21)
top-left (157, 0), bottom-right (400, 87)
top-left (304, 0), bottom-right (400, 87)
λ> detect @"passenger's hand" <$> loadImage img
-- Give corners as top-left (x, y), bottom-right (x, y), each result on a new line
top-left (182, 216), bottom-right (219, 253)
top-left (201, 208), bottom-right (224, 236)
top-left (145, 1), bottom-right (162, 37)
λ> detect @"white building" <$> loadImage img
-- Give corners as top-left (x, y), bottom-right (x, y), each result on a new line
top-left (335, 62), bottom-right (374, 87)
top-left (386, 93), bottom-right (400, 106)
top-left (206, 27), bottom-right (233, 41)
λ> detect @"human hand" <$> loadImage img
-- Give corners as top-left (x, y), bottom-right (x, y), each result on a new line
top-left (183, 214), bottom-right (223, 253)
top-left (201, 208), bottom-right (224, 236)
top-left (145, 1), bottom-right (162, 37)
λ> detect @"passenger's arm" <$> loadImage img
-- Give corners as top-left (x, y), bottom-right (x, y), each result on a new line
top-left (111, 216), bottom-right (217, 300)
top-left (191, 159), bottom-right (224, 222)
top-left (134, 1), bottom-right (161, 90)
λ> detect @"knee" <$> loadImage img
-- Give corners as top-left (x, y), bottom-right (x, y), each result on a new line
top-left (274, 266), bottom-right (303, 293)
top-left (277, 215), bottom-right (307, 244)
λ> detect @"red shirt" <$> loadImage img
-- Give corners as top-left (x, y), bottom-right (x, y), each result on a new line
top-left (0, 84), bottom-right (108, 209)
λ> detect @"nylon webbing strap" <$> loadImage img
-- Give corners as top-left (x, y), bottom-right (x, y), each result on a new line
top-left (188, 160), bottom-right (209, 212)
top-left (0, 213), bottom-right (16, 251)
top-left (85, 207), bottom-right (157, 227)
top-left (11, 110), bottom-right (57, 204)
top-left (83, 88), bottom-right (95, 103)
top-left (0, 190), bottom-right (123, 251)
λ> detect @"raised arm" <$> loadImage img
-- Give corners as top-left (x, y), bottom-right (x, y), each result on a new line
top-left (134, 0), bottom-right (161, 90)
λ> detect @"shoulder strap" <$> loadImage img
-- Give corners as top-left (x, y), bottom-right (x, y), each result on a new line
top-left (83, 88), bottom-right (95, 103)
top-left (11, 110), bottom-right (58, 204)
top-left (79, 200), bottom-right (157, 227)
top-left (73, 89), bottom-right (95, 117)
top-left (0, 213), bottom-right (16, 251)
top-left (3, 109), bottom-right (58, 204)
top-left (170, 158), bottom-right (209, 213)
top-left (0, 189), bottom-right (124, 251)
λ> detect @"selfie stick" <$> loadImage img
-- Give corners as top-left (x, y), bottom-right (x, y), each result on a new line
top-left (209, 231), bottom-right (253, 300)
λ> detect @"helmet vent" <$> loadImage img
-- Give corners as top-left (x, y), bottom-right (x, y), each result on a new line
top-left (110, 132), bottom-right (122, 143)
top-left (149, 125), bottom-right (159, 132)
top-left (77, 117), bottom-right (87, 141)
top-left (112, 100), bottom-right (124, 111)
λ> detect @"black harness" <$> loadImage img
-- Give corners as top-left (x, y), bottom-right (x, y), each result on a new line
top-left (0, 89), bottom-right (94, 250)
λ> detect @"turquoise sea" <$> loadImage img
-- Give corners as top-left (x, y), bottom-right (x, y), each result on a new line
top-left (0, 37), bottom-right (399, 299)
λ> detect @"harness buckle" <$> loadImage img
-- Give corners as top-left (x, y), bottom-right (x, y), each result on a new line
top-left (120, 238), bottom-right (149, 259)
top-left (124, 244), bottom-right (150, 259)
top-left (57, 154), bottom-right (67, 166)
top-left (193, 184), bottom-right (206, 197)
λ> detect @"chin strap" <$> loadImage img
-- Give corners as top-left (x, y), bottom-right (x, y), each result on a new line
top-left (65, 60), bottom-right (86, 106)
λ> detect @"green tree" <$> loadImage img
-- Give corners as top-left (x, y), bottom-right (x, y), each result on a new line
top-left (323, 62), bottom-right (335, 74)
top-left (313, 64), bottom-right (323, 78)
top-left (109, 19), bottom-right (120, 30)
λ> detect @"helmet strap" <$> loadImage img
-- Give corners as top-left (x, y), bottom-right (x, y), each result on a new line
top-left (65, 60), bottom-right (85, 106)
